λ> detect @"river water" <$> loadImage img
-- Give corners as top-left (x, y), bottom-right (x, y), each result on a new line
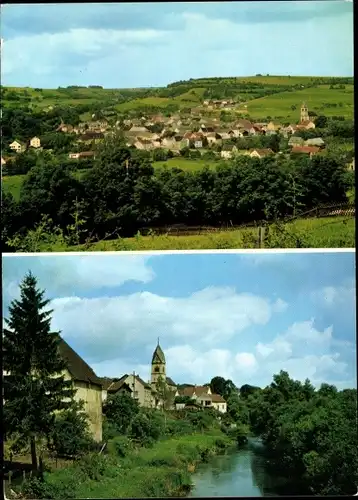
top-left (189, 438), bottom-right (291, 497)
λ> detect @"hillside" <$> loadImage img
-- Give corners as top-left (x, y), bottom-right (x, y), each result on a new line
top-left (2, 75), bottom-right (354, 121)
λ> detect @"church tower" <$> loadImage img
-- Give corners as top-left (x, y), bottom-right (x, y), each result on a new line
top-left (300, 102), bottom-right (309, 123)
top-left (151, 339), bottom-right (166, 386)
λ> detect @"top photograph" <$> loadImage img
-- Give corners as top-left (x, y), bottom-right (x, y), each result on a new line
top-left (1, 0), bottom-right (355, 252)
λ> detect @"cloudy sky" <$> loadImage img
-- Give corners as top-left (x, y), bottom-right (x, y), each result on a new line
top-left (2, 251), bottom-right (356, 390)
top-left (0, 1), bottom-right (353, 88)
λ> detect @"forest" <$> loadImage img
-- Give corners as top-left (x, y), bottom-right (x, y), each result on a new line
top-left (2, 131), bottom-right (353, 252)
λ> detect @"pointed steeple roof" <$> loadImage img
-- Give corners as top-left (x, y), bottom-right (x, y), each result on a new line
top-left (152, 340), bottom-right (165, 364)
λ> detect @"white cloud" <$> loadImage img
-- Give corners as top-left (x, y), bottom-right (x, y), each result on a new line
top-left (310, 281), bottom-right (356, 308)
top-left (49, 286), bottom-right (284, 361)
top-left (3, 255), bottom-right (154, 303)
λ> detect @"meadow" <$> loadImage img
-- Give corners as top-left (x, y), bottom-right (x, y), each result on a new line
top-left (245, 85), bottom-right (354, 120)
top-left (3, 77), bottom-right (354, 122)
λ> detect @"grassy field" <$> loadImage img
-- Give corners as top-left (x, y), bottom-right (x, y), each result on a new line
top-left (2, 175), bottom-right (24, 200)
top-left (153, 157), bottom-right (218, 171)
top-left (3, 77), bottom-right (354, 121)
top-left (245, 85), bottom-right (354, 120)
top-left (2, 170), bottom-right (90, 200)
top-left (25, 216), bottom-right (353, 252)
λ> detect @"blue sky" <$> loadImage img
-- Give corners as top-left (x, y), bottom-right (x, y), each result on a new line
top-left (2, 251), bottom-right (356, 389)
top-left (0, 1), bottom-right (353, 88)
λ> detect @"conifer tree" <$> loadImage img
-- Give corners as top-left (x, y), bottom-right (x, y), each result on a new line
top-left (3, 272), bottom-right (76, 470)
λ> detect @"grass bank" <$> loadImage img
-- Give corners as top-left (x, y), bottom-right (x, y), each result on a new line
top-left (18, 431), bottom-right (234, 499)
top-left (56, 216), bottom-right (354, 252)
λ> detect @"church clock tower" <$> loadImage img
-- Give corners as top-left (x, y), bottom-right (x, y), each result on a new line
top-left (151, 339), bottom-right (166, 386)
top-left (300, 102), bottom-right (309, 123)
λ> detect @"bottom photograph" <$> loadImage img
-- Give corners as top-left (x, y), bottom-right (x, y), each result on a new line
top-left (2, 251), bottom-right (357, 498)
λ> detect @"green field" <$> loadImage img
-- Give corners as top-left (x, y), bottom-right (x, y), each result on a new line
top-left (153, 158), bottom-right (217, 171)
top-left (3, 76), bottom-right (354, 122)
top-left (2, 175), bottom-right (24, 200)
top-left (245, 85), bottom-right (354, 120)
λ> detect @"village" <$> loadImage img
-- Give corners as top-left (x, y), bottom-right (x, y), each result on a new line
top-left (46, 338), bottom-right (227, 444)
top-left (3, 100), bottom-right (352, 169)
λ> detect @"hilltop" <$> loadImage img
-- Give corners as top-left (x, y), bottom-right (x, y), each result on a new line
top-left (2, 75), bottom-right (354, 122)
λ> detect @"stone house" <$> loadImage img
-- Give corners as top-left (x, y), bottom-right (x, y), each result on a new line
top-left (291, 146), bottom-right (320, 157)
top-left (9, 140), bottom-right (25, 153)
top-left (30, 137), bottom-right (41, 148)
top-left (249, 148), bottom-right (274, 159)
top-left (221, 144), bottom-right (238, 159)
top-left (58, 338), bottom-right (103, 442)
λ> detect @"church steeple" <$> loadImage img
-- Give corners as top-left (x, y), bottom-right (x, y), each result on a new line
top-left (300, 102), bottom-right (309, 123)
top-left (151, 340), bottom-right (166, 385)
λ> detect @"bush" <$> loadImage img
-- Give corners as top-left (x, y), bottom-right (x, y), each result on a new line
top-left (129, 411), bottom-right (163, 445)
top-left (48, 402), bottom-right (94, 458)
top-left (107, 435), bottom-right (133, 457)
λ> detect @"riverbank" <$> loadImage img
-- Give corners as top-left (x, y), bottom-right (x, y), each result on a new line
top-left (17, 431), bottom-right (235, 499)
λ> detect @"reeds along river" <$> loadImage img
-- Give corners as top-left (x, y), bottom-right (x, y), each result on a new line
top-left (188, 437), bottom-right (301, 497)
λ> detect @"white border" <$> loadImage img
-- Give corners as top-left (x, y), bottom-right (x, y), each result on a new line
top-left (1, 248), bottom-right (356, 257)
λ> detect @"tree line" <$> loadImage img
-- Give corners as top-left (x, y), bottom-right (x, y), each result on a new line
top-left (2, 136), bottom-right (352, 249)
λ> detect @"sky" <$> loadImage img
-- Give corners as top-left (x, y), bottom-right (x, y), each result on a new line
top-left (2, 251), bottom-right (356, 390)
top-left (0, 1), bottom-right (353, 88)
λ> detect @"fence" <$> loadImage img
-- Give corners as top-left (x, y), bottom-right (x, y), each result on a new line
top-left (139, 202), bottom-right (355, 238)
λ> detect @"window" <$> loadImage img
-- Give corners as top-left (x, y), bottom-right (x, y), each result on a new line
top-left (134, 391), bottom-right (138, 398)
top-left (154, 367), bottom-right (160, 373)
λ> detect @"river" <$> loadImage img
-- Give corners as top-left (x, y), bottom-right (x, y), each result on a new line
top-left (189, 438), bottom-right (293, 497)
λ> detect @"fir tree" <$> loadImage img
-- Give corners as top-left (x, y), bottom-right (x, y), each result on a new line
top-left (3, 272), bottom-right (76, 470)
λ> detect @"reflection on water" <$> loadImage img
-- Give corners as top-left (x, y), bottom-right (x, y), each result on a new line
top-left (189, 438), bottom-right (291, 497)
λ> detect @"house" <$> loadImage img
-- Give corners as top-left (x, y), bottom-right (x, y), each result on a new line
top-left (69, 153), bottom-right (80, 159)
top-left (211, 394), bottom-right (227, 413)
top-left (77, 132), bottom-right (104, 143)
top-left (99, 375), bottom-right (133, 402)
top-left (215, 132), bottom-right (231, 142)
top-left (30, 136), bottom-right (41, 148)
top-left (161, 137), bottom-right (177, 149)
top-left (265, 122), bottom-right (281, 135)
top-left (228, 129), bottom-right (244, 138)
top-left (283, 124), bottom-right (298, 135)
top-left (249, 148), bottom-right (274, 159)
top-left (134, 138), bottom-right (154, 150)
top-left (176, 385), bottom-right (227, 413)
top-left (128, 125), bottom-right (150, 134)
top-left (57, 123), bottom-right (74, 133)
top-left (58, 338), bottom-right (103, 442)
top-left (9, 140), bottom-right (25, 153)
top-left (288, 136), bottom-right (305, 147)
top-left (304, 138), bottom-right (325, 149)
top-left (221, 144), bottom-right (238, 159)
top-left (296, 120), bottom-right (315, 130)
top-left (291, 146), bottom-right (320, 157)
top-left (120, 373), bottom-right (155, 408)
